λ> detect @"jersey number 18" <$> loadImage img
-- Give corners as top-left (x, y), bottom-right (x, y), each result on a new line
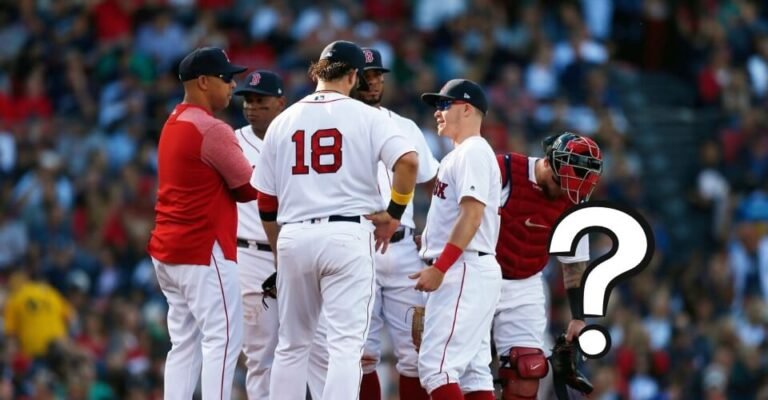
top-left (291, 128), bottom-right (343, 174)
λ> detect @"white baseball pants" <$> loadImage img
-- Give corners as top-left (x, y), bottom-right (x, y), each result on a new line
top-left (237, 245), bottom-right (278, 400)
top-left (152, 241), bottom-right (243, 400)
top-left (492, 272), bottom-right (548, 356)
top-left (364, 234), bottom-right (424, 377)
top-left (418, 253), bottom-right (501, 394)
top-left (268, 220), bottom-right (375, 400)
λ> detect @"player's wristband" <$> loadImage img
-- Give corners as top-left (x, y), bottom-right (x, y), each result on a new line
top-left (390, 189), bottom-right (414, 206)
top-left (567, 287), bottom-right (584, 320)
top-left (259, 211), bottom-right (277, 222)
top-left (433, 243), bottom-right (463, 273)
top-left (386, 200), bottom-right (406, 220)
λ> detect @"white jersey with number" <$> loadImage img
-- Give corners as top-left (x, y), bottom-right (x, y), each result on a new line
top-left (376, 107), bottom-right (439, 229)
top-left (252, 91), bottom-right (415, 223)
top-left (420, 136), bottom-right (501, 259)
top-left (234, 125), bottom-right (267, 242)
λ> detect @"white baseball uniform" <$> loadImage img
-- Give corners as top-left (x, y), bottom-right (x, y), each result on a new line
top-left (493, 157), bottom-right (590, 356)
top-left (304, 107), bottom-right (440, 398)
top-left (417, 136), bottom-right (502, 394)
top-left (234, 125), bottom-right (279, 400)
top-left (366, 107), bottom-right (439, 376)
top-left (252, 91), bottom-right (415, 400)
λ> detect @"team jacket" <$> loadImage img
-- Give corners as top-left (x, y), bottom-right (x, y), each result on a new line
top-left (496, 153), bottom-right (572, 279)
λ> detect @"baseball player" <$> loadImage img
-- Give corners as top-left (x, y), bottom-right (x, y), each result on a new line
top-left (232, 70), bottom-right (286, 400)
top-left (493, 132), bottom-right (603, 400)
top-left (305, 48), bottom-right (440, 400)
top-left (251, 40), bottom-right (419, 400)
top-left (357, 47), bottom-right (439, 400)
top-left (413, 79), bottom-right (502, 400)
top-left (148, 47), bottom-right (256, 400)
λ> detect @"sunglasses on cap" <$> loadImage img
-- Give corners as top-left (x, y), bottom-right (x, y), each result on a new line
top-left (435, 99), bottom-right (468, 111)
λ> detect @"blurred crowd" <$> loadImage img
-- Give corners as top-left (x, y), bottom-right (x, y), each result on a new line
top-left (0, 0), bottom-right (766, 399)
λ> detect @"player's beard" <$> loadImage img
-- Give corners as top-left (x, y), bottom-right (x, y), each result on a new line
top-left (357, 92), bottom-right (383, 106)
top-left (354, 86), bottom-right (383, 106)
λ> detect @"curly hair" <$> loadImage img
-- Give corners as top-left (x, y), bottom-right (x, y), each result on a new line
top-left (308, 59), bottom-right (355, 83)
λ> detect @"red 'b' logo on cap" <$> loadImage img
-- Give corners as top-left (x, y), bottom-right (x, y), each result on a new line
top-left (363, 49), bottom-right (374, 64)
top-left (250, 73), bottom-right (261, 86)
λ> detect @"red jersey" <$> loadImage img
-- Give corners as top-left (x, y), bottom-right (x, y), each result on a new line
top-left (496, 153), bottom-right (572, 279)
top-left (148, 104), bottom-right (253, 265)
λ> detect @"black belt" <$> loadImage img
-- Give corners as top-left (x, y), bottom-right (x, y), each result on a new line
top-left (295, 215), bottom-right (361, 224)
top-left (327, 215), bottom-right (360, 223)
top-left (236, 238), bottom-right (272, 252)
top-left (390, 227), bottom-right (413, 244)
top-left (423, 251), bottom-right (490, 266)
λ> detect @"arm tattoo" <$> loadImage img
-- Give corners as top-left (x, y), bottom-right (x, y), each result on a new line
top-left (562, 261), bottom-right (587, 289)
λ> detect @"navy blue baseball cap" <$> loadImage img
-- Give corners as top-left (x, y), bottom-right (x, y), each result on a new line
top-left (361, 48), bottom-right (390, 72)
top-left (178, 47), bottom-right (247, 82)
top-left (421, 79), bottom-right (489, 114)
top-left (319, 40), bottom-right (366, 71)
top-left (319, 40), bottom-right (370, 90)
top-left (234, 70), bottom-right (284, 97)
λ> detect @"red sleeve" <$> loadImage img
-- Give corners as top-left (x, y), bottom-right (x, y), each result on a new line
top-left (258, 192), bottom-right (278, 212)
top-left (200, 123), bottom-right (253, 189)
top-left (232, 183), bottom-right (259, 202)
top-left (257, 191), bottom-right (278, 222)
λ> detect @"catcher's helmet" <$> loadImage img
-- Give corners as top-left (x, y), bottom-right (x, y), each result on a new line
top-left (542, 132), bottom-right (603, 204)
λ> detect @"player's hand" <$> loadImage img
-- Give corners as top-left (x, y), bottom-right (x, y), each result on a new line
top-left (565, 319), bottom-right (586, 343)
top-left (413, 234), bottom-right (422, 251)
top-left (365, 211), bottom-right (400, 254)
top-left (409, 266), bottom-right (444, 292)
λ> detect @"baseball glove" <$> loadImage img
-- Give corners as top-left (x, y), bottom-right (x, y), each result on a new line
top-left (262, 272), bottom-right (277, 299)
top-left (549, 333), bottom-right (593, 398)
top-left (411, 306), bottom-right (425, 352)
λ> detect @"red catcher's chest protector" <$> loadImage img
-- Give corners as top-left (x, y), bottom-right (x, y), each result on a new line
top-left (496, 153), bottom-right (572, 280)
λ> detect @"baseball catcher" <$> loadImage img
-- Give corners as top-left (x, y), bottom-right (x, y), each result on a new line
top-left (492, 132), bottom-right (603, 399)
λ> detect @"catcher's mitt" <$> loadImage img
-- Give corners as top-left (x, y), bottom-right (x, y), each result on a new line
top-left (411, 306), bottom-right (425, 352)
top-left (549, 333), bottom-right (593, 398)
top-left (262, 272), bottom-right (277, 299)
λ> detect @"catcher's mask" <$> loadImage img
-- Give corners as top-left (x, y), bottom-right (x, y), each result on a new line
top-left (542, 133), bottom-right (603, 204)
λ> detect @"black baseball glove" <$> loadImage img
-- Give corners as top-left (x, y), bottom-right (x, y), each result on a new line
top-left (262, 272), bottom-right (277, 299)
top-left (549, 333), bottom-right (593, 398)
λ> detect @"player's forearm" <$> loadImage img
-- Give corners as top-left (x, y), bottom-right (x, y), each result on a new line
top-left (257, 191), bottom-right (279, 264)
top-left (262, 221), bottom-right (280, 265)
top-left (562, 261), bottom-right (587, 320)
top-left (561, 261), bottom-right (587, 289)
top-left (390, 151), bottom-right (419, 196)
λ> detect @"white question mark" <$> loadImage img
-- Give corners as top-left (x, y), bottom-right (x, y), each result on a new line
top-left (549, 201), bottom-right (654, 358)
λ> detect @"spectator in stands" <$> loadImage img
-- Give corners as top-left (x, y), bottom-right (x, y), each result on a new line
top-left (3, 268), bottom-right (73, 358)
